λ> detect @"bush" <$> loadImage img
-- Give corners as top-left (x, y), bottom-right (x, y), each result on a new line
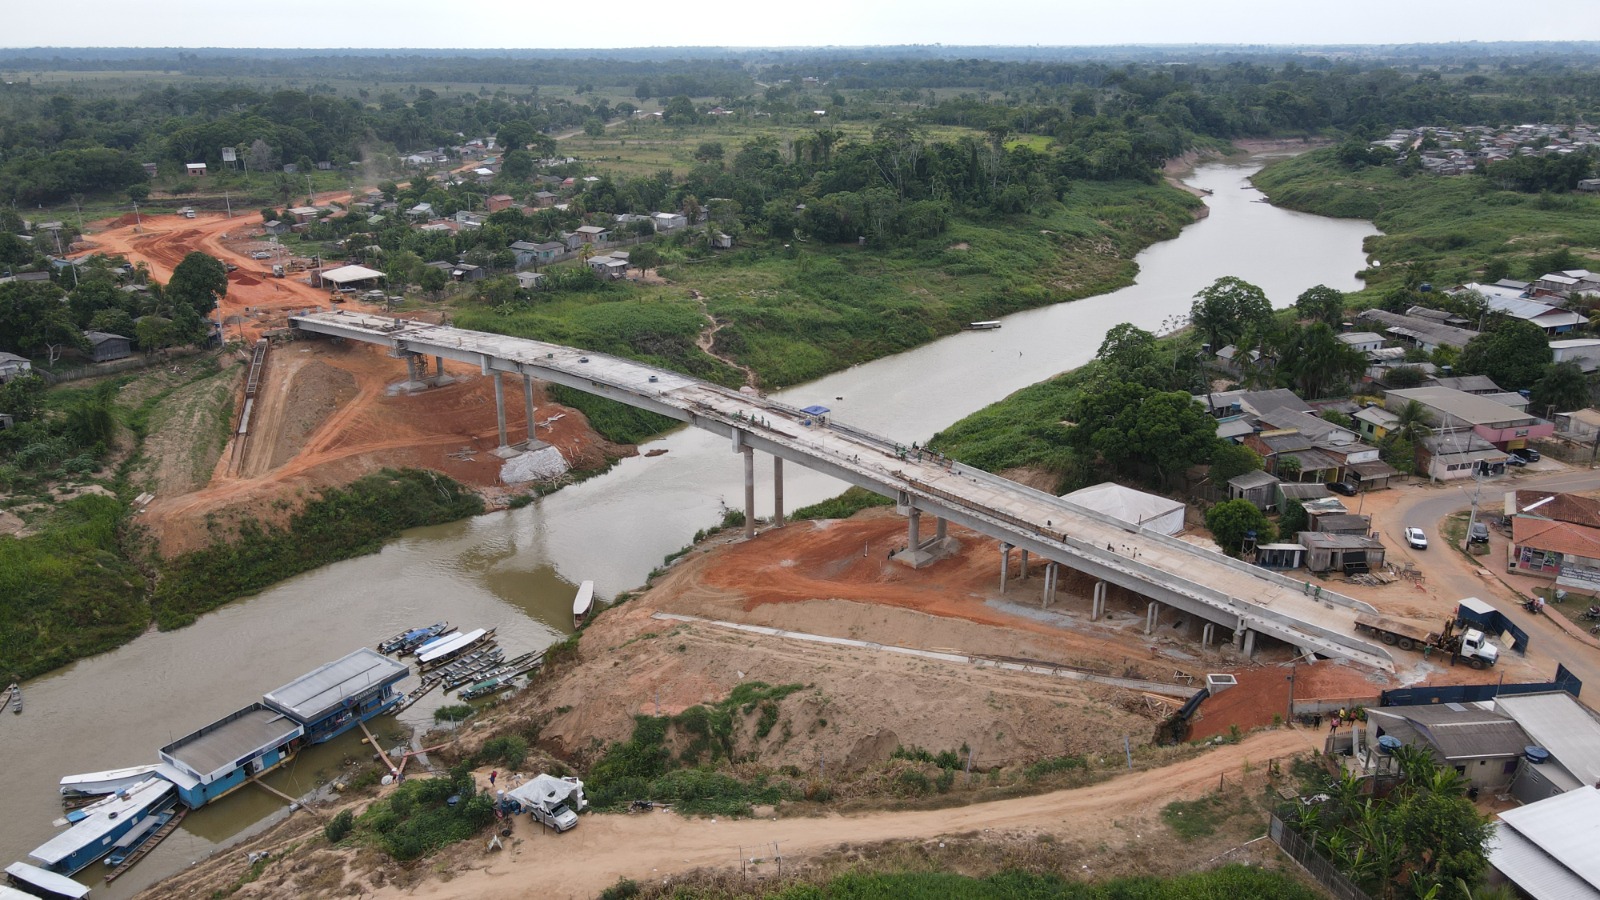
top-left (433, 704), bottom-right (475, 723)
top-left (324, 809), bottom-right (355, 843)
top-left (476, 735), bottom-right (528, 769)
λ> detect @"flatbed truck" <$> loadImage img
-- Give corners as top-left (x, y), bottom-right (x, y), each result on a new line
top-left (1354, 605), bottom-right (1499, 668)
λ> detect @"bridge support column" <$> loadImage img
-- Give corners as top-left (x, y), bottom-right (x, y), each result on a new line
top-left (1092, 581), bottom-right (1106, 621)
top-left (742, 446), bottom-right (755, 540)
top-left (772, 457), bottom-right (784, 527)
top-left (906, 506), bottom-right (921, 550)
top-left (523, 374), bottom-right (537, 444)
top-left (1020, 549), bottom-right (1029, 581)
top-left (935, 517), bottom-right (947, 543)
top-left (1042, 563), bottom-right (1058, 609)
top-left (491, 373), bottom-right (516, 457)
top-left (1146, 601), bottom-right (1159, 635)
top-left (433, 355), bottom-right (453, 385)
top-left (1243, 629), bottom-right (1257, 657)
top-left (1202, 623), bottom-right (1215, 646)
top-left (999, 543), bottom-right (1011, 593)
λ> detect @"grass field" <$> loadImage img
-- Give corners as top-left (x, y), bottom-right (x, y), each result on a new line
top-left (1253, 149), bottom-right (1600, 300)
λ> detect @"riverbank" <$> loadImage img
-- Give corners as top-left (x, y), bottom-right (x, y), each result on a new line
top-left (133, 508), bottom-right (1344, 899)
top-left (1251, 147), bottom-right (1600, 299)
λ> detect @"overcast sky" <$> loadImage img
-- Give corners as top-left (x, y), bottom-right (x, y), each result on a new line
top-left (5, 0), bottom-right (1600, 49)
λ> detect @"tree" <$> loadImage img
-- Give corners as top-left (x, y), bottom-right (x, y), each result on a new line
top-left (694, 141), bottom-right (725, 164)
top-left (127, 183), bottom-right (150, 203)
top-left (1457, 319), bottom-right (1553, 390)
top-left (166, 252), bottom-right (228, 320)
top-left (1295, 284), bottom-right (1346, 327)
top-left (1088, 389), bottom-right (1219, 487)
top-left (0, 374), bottom-right (45, 422)
top-left (1386, 365), bottom-right (1427, 388)
top-left (1280, 499), bottom-right (1308, 537)
top-left (135, 315), bottom-right (175, 353)
top-left (629, 245), bottom-right (661, 272)
top-left (1205, 499), bottom-right (1276, 557)
top-left (1277, 455), bottom-right (1303, 481)
top-left (1530, 360), bottom-right (1590, 415)
top-left (419, 266), bottom-right (449, 298)
top-left (501, 150), bottom-right (534, 180)
top-left (1210, 442), bottom-right (1264, 484)
top-left (1095, 322), bottom-right (1160, 380)
top-left (0, 281), bottom-right (84, 363)
top-left (661, 95), bottom-right (699, 125)
top-left (1190, 276), bottom-right (1272, 352)
top-left (1281, 322), bottom-right (1368, 399)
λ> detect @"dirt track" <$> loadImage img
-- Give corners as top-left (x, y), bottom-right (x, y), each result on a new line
top-left (378, 728), bottom-right (1319, 900)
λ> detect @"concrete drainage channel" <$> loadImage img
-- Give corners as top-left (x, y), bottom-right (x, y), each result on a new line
top-left (649, 611), bottom-right (1197, 698)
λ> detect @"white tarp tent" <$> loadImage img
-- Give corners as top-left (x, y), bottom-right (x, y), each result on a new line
top-left (318, 264), bottom-right (386, 287)
top-left (506, 774), bottom-right (586, 813)
top-left (1063, 482), bottom-right (1186, 535)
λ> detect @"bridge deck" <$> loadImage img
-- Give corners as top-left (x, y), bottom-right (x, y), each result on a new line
top-left (292, 310), bottom-right (1393, 671)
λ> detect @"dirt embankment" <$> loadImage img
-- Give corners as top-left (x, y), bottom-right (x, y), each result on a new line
top-left (137, 510), bottom-right (1335, 900)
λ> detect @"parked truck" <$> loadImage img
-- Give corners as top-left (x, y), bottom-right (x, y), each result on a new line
top-left (1354, 606), bottom-right (1500, 668)
top-left (505, 774), bottom-right (585, 833)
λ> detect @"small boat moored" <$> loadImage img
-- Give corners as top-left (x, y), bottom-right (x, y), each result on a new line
top-left (460, 676), bottom-right (516, 701)
top-left (59, 763), bottom-right (163, 797)
top-left (5, 861), bottom-right (91, 899)
top-left (964, 320), bottom-right (1002, 331)
top-left (572, 580), bottom-right (595, 629)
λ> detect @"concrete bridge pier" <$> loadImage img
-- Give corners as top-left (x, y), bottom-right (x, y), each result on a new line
top-left (1091, 581), bottom-right (1107, 621)
top-left (1202, 623), bottom-right (1216, 646)
top-left (523, 374), bottom-right (536, 443)
top-left (935, 517), bottom-right (947, 543)
top-left (1233, 628), bottom-right (1256, 657)
top-left (999, 543), bottom-right (1011, 593)
top-left (894, 504), bottom-right (952, 568)
top-left (1020, 549), bottom-right (1029, 580)
top-left (773, 457), bottom-right (784, 527)
top-left (742, 445), bottom-right (755, 540)
top-left (1041, 562), bottom-right (1058, 609)
top-left (1145, 601), bottom-right (1159, 635)
top-left (433, 355), bottom-right (453, 385)
top-left (491, 373), bottom-right (516, 457)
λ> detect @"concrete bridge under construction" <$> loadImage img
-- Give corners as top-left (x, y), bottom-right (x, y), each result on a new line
top-left (291, 309), bottom-right (1396, 672)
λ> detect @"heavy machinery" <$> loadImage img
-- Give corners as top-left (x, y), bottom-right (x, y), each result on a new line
top-left (1354, 603), bottom-right (1500, 668)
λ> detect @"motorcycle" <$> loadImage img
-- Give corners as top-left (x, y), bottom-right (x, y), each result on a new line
top-left (1580, 606), bottom-right (1600, 621)
top-left (1522, 599), bottom-right (1544, 615)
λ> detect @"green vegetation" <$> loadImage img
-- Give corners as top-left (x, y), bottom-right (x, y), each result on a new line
top-left (1281, 746), bottom-right (1494, 899)
top-left (323, 809), bottom-right (355, 844)
top-left (546, 385), bottom-right (681, 445)
top-left (153, 469), bottom-right (484, 628)
top-left (433, 704), bottom-right (476, 723)
top-left (791, 486), bottom-right (895, 520)
top-left (585, 681), bottom-right (806, 815)
top-left (1253, 148), bottom-right (1600, 302)
top-left (649, 866), bottom-right (1323, 899)
top-left (356, 763), bottom-right (495, 862)
top-left (1161, 792), bottom-right (1257, 841)
top-left (0, 495), bottom-right (146, 680)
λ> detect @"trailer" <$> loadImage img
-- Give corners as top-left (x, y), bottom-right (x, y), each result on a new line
top-left (1353, 610), bottom-right (1499, 668)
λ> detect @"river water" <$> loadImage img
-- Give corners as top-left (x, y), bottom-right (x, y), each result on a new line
top-left (0, 159), bottom-right (1374, 898)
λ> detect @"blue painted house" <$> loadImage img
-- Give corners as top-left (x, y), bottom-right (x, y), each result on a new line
top-left (262, 648), bottom-right (408, 744)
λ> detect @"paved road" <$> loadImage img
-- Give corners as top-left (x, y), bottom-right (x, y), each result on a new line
top-left (1377, 467), bottom-right (1600, 706)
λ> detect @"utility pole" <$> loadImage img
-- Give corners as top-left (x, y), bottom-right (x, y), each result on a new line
top-left (224, 191), bottom-right (232, 218)
top-left (132, 201), bottom-right (142, 233)
top-left (1464, 461), bottom-right (1486, 552)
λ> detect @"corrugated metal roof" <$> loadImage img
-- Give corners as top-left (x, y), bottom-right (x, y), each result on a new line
top-left (1492, 788), bottom-right (1600, 898)
top-left (1496, 692), bottom-right (1600, 786)
top-left (263, 648), bottom-right (407, 723)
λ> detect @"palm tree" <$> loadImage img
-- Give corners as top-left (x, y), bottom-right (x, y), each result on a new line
top-left (1392, 400), bottom-right (1434, 443)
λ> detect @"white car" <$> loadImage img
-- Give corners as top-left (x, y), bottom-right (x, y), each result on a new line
top-left (250, 250), bottom-right (273, 259)
top-left (1404, 527), bottom-right (1428, 550)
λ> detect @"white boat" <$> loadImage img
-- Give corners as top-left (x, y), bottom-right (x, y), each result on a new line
top-left (572, 580), bottom-right (595, 628)
top-left (59, 763), bottom-right (163, 797)
top-left (965, 320), bottom-right (1002, 330)
top-left (5, 861), bottom-right (91, 899)
top-left (416, 628), bottom-right (487, 667)
top-left (29, 777), bottom-right (176, 875)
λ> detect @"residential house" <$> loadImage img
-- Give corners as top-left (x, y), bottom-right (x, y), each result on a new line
top-left (515, 272), bottom-right (546, 290)
top-left (574, 225), bottom-right (611, 244)
top-left (557, 232), bottom-right (584, 252)
top-left (1212, 343), bottom-right (1259, 375)
top-left (1354, 405), bottom-right (1399, 442)
top-left (1277, 483), bottom-right (1333, 506)
top-left (486, 194), bottom-right (516, 213)
top-left (84, 331), bottom-right (131, 362)
top-left (651, 211), bottom-right (688, 232)
top-left (1419, 429), bottom-right (1511, 481)
top-left (406, 202), bottom-right (434, 219)
top-left (287, 206), bottom-right (322, 224)
top-left (586, 254), bottom-right (630, 281)
top-left (454, 211), bottom-right (486, 229)
top-left (1496, 692), bottom-right (1600, 803)
top-left (532, 191), bottom-right (558, 208)
top-left (1386, 386), bottom-right (1553, 453)
top-left (1489, 785), bottom-right (1600, 899)
top-left (1307, 512), bottom-right (1371, 535)
top-left (185, 162), bottom-right (207, 177)
top-left (1554, 407), bottom-right (1600, 439)
top-left (1357, 308), bottom-right (1478, 353)
top-left (1227, 470), bottom-right (1280, 511)
top-left (1297, 531), bottom-right (1385, 574)
top-left (1336, 331), bottom-right (1386, 354)
top-left (450, 263), bottom-right (485, 282)
top-left (1503, 491), bottom-right (1600, 588)
top-left (1432, 375), bottom-right (1504, 395)
top-left (0, 351), bottom-right (32, 382)
top-left (1483, 293), bottom-right (1586, 334)
top-left (510, 241), bottom-right (563, 269)
top-left (712, 232), bottom-right (734, 250)
top-left (1550, 338), bottom-right (1600, 373)
top-left (1365, 705), bottom-right (1530, 791)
